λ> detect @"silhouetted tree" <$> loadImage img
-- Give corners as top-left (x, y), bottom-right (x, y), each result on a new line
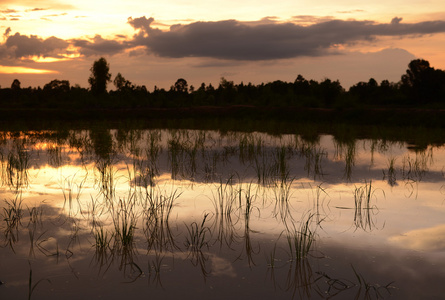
top-left (349, 78), bottom-right (379, 104)
top-left (319, 78), bottom-right (343, 107)
top-left (401, 59), bottom-right (445, 103)
top-left (88, 57), bottom-right (111, 95)
top-left (174, 78), bottom-right (188, 93)
top-left (401, 59), bottom-right (431, 89)
top-left (217, 77), bottom-right (236, 104)
top-left (11, 79), bottom-right (21, 90)
top-left (44, 79), bottom-right (70, 92)
top-left (113, 72), bottom-right (132, 91)
top-left (294, 75), bottom-right (310, 95)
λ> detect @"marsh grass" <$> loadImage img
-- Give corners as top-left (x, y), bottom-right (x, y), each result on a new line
top-left (94, 225), bottom-right (112, 252)
top-left (353, 181), bottom-right (383, 231)
top-left (311, 184), bottom-right (330, 226)
top-left (0, 152), bottom-right (7, 187)
top-left (7, 141), bottom-right (30, 191)
top-left (147, 250), bottom-right (166, 287)
top-left (112, 196), bottom-right (137, 249)
top-left (143, 185), bottom-right (180, 252)
top-left (272, 174), bottom-right (294, 223)
top-left (333, 140), bottom-right (356, 181)
top-left (209, 176), bottom-right (241, 248)
top-left (383, 157), bottom-right (397, 186)
top-left (402, 154), bottom-right (429, 182)
top-left (286, 213), bottom-right (316, 261)
top-left (266, 243), bottom-right (278, 268)
top-left (254, 153), bottom-right (277, 186)
top-left (239, 134), bottom-right (263, 164)
top-left (2, 193), bottom-right (24, 250)
top-left (237, 181), bottom-right (260, 266)
top-left (167, 138), bottom-right (184, 180)
top-left (47, 143), bottom-right (64, 167)
top-left (60, 173), bottom-right (87, 216)
top-left (26, 206), bottom-right (43, 228)
top-left (184, 213), bottom-right (210, 251)
top-left (0, 127), bottom-right (427, 297)
top-left (298, 143), bottom-right (327, 180)
top-left (211, 176), bottom-right (237, 218)
top-left (84, 195), bottom-right (107, 230)
top-left (184, 214), bottom-right (211, 276)
top-left (28, 261), bottom-right (51, 300)
top-left (96, 160), bottom-right (119, 202)
top-left (286, 258), bottom-right (317, 299)
top-left (351, 265), bottom-right (395, 299)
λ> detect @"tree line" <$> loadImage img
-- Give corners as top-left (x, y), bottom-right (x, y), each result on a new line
top-left (1, 57), bottom-right (445, 110)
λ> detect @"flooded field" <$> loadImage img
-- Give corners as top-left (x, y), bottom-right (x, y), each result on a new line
top-left (0, 126), bottom-right (444, 299)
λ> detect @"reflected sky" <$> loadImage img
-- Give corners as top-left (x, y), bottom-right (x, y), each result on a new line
top-left (0, 128), bottom-right (445, 299)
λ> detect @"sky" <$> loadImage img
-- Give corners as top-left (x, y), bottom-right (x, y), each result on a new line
top-left (1, 0), bottom-right (445, 90)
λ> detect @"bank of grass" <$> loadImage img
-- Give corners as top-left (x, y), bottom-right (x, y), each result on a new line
top-left (1, 106), bottom-right (445, 149)
top-left (2, 105), bottom-right (445, 128)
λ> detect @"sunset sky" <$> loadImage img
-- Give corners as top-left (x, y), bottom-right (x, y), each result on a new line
top-left (1, 0), bottom-right (445, 90)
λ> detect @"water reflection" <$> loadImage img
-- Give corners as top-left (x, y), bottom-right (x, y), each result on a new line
top-left (0, 128), bottom-right (445, 299)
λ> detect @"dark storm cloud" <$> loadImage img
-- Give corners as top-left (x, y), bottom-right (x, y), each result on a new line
top-left (2, 16), bottom-right (445, 62)
top-left (71, 35), bottom-right (128, 56)
top-left (0, 32), bottom-right (69, 59)
top-left (126, 16), bottom-right (445, 60)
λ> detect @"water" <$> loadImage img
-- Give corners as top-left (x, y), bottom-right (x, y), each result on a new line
top-left (0, 127), bottom-right (444, 299)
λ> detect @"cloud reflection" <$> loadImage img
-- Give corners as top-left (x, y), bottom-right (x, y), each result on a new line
top-left (390, 224), bottom-right (445, 251)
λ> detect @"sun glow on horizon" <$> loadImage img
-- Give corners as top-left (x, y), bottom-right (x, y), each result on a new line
top-left (0, 66), bottom-right (58, 74)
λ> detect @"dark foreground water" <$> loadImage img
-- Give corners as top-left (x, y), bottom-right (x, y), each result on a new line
top-left (0, 128), bottom-right (444, 299)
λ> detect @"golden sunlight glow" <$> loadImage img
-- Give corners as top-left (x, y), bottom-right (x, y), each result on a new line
top-left (30, 57), bottom-right (67, 63)
top-left (0, 66), bottom-right (58, 74)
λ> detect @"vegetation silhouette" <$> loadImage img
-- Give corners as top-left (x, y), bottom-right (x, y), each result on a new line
top-left (1, 58), bottom-right (445, 125)
top-left (88, 57), bottom-right (111, 95)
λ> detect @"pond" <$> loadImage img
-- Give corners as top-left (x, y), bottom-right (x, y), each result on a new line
top-left (0, 126), bottom-right (444, 299)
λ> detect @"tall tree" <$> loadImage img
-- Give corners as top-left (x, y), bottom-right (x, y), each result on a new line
top-left (401, 59), bottom-right (445, 103)
top-left (88, 57), bottom-right (111, 95)
top-left (173, 78), bottom-right (188, 93)
top-left (11, 79), bottom-right (21, 90)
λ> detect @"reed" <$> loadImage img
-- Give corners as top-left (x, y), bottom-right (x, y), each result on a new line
top-left (351, 265), bottom-right (395, 299)
top-left (383, 157), bottom-right (397, 186)
top-left (311, 184), bottom-right (329, 226)
top-left (111, 196), bottom-right (137, 249)
top-left (272, 174), bottom-right (294, 223)
top-left (353, 181), bottom-right (382, 231)
top-left (95, 160), bottom-right (118, 202)
top-left (94, 225), bottom-right (112, 252)
top-left (254, 153), bottom-right (276, 186)
top-left (185, 213), bottom-right (210, 250)
top-left (2, 193), bottom-right (24, 250)
top-left (6, 140), bottom-right (30, 191)
top-left (299, 143), bottom-right (327, 180)
top-left (211, 176), bottom-right (237, 217)
top-left (286, 213), bottom-right (315, 261)
top-left (143, 185), bottom-right (180, 252)
top-left (28, 261), bottom-right (51, 300)
top-left (60, 172), bottom-right (86, 216)
top-left (209, 176), bottom-right (240, 248)
top-left (266, 243), bottom-right (278, 268)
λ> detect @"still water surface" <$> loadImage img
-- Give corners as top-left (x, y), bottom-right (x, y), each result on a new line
top-left (0, 128), bottom-right (444, 299)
